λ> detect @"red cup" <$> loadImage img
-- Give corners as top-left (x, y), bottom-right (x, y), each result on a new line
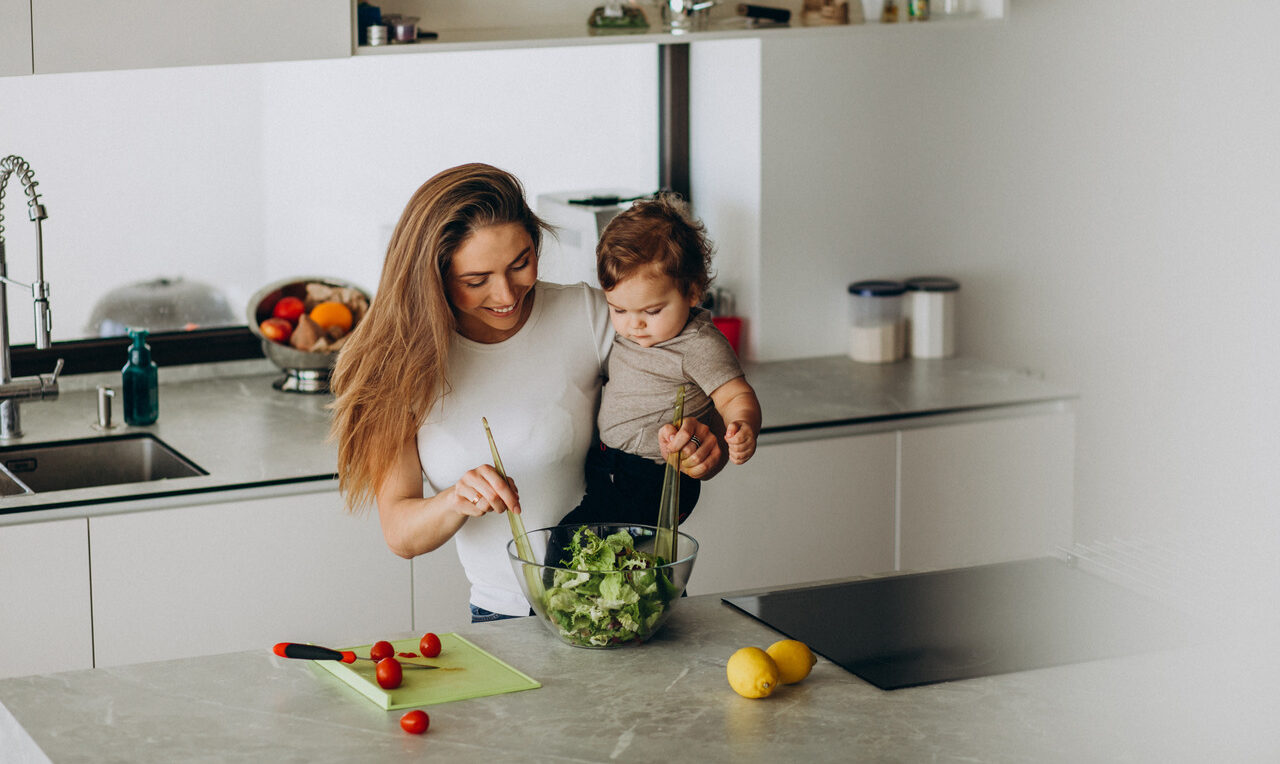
top-left (712, 316), bottom-right (742, 355)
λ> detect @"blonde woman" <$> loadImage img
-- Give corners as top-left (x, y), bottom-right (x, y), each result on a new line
top-left (330, 163), bottom-right (723, 622)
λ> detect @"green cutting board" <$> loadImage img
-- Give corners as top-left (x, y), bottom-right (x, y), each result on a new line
top-left (313, 633), bottom-right (539, 710)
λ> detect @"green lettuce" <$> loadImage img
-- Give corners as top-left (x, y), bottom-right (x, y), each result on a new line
top-left (542, 527), bottom-right (675, 647)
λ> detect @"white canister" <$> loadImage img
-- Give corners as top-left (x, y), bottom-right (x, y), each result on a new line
top-left (904, 276), bottom-right (958, 358)
top-left (847, 280), bottom-right (906, 363)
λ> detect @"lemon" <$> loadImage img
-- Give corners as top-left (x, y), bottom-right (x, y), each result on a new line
top-left (766, 639), bottom-right (816, 685)
top-left (726, 647), bottom-right (779, 699)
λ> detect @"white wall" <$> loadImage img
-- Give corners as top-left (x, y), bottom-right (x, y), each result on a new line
top-left (0, 45), bottom-right (658, 343)
top-left (5, 4), bottom-right (1277, 551)
top-left (2, 64), bottom-right (266, 341)
top-left (256, 47), bottom-right (659, 297)
top-left (689, 1), bottom-right (1280, 545)
top-left (689, 39), bottom-right (762, 357)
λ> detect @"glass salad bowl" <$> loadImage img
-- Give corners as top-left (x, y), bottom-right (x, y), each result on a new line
top-left (507, 523), bottom-right (699, 649)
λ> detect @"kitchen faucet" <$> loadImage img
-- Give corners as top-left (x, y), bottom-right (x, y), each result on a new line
top-left (664, 0), bottom-right (718, 29)
top-left (0, 155), bottom-right (62, 441)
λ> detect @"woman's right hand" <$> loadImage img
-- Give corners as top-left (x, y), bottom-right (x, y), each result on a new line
top-left (450, 465), bottom-right (521, 516)
top-left (658, 414), bottom-right (726, 480)
top-left (376, 440), bottom-right (521, 559)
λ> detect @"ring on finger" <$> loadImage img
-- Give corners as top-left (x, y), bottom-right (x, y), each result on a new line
top-left (468, 493), bottom-right (480, 505)
top-left (689, 435), bottom-right (702, 450)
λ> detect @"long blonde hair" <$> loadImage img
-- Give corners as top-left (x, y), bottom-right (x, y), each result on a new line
top-left (329, 163), bottom-right (550, 511)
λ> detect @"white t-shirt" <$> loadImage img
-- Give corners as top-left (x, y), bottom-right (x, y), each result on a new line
top-left (417, 281), bottom-right (613, 615)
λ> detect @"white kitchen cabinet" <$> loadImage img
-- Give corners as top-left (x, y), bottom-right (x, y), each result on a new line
top-left (684, 432), bottom-right (898, 595)
top-left (89, 489), bottom-right (411, 667)
top-left (0, 518), bottom-right (93, 678)
top-left (30, 0), bottom-right (351, 75)
top-left (899, 411), bottom-right (1075, 571)
top-left (0, 0), bottom-right (31, 76)
top-left (684, 405), bottom-right (1075, 595)
top-left (411, 537), bottom-right (473, 634)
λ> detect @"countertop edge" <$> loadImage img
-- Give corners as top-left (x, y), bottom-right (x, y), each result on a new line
top-left (2, 355), bottom-right (1076, 522)
top-left (1, 475), bottom-right (339, 525)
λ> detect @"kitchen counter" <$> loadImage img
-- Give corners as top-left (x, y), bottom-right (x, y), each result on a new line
top-left (1, 355), bottom-right (1074, 521)
top-left (741, 354), bottom-right (1074, 435)
top-left (0, 589), bottom-right (1273, 762)
top-left (0, 360), bottom-right (337, 520)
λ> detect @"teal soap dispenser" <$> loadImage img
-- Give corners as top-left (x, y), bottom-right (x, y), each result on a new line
top-left (123, 328), bottom-right (159, 425)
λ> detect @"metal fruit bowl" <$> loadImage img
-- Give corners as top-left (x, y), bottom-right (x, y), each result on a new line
top-left (508, 523), bottom-right (699, 648)
top-left (246, 275), bottom-right (370, 393)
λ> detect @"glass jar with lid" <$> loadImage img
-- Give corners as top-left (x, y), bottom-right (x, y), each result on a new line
top-left (846, 280), bottom-right (906, 363)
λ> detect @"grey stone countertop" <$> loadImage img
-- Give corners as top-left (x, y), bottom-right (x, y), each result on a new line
top-left (0, 590), bottom-right (1274, 762)
top-left (740, 355), bottom-right (1075, 435)
top-left (0, 355), bottom-right (1074, 522)
top-left (0, 359), bottom-right (337, 521)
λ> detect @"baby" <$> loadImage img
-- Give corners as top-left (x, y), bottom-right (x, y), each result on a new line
top-left (558, 193), bottom-right (762, 530)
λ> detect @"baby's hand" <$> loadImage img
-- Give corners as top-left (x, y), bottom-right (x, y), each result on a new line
top-left (725, 421), bottom-right (757, 465)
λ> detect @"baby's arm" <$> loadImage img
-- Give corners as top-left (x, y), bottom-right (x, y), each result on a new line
top-left (709, 376), bottom-right (762, 465)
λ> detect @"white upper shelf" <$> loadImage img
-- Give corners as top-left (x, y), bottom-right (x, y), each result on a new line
top-left (354, 10), bottom-right (1005, 56)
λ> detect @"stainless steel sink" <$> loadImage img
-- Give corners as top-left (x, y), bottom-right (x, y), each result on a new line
top-left (0, 462), bottom-right (32, 496)
top-left (0, 434), bottom-right (207, 495)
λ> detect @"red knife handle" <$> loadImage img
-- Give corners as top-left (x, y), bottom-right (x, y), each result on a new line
top-left (273, 643), bottom-right (356, 663)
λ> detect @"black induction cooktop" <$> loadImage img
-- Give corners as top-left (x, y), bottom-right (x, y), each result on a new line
top-left (722, 556), bottom-right (1200, 690)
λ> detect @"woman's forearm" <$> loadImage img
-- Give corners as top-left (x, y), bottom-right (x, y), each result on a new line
top-left (374, 437), bottom-right (466, 559)
top-left (377, 493), bottom-right (467, 559)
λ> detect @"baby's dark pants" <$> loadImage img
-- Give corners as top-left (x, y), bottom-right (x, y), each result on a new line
top-left (558, 439), bottom-right (701, 529)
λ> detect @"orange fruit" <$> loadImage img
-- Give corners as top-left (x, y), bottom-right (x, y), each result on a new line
top-left (309, 301), bottom-right (353, 331)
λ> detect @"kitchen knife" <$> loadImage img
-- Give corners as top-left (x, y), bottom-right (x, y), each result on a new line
top-left (273, 642), bottom-right (440, 669)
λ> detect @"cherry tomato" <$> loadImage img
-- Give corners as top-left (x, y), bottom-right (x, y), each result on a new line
top-left (375, 657), bottom-right (402, 689)
top-left (419, 633), bottom-right (442, 659)
top-left (272, 296), bottom-right (306, 322)
top-left (369, 640), bottom-right (394, 662)
top-left (400, 709), bottom-right (429, 735)
top-left (259, 317), bottom-right (292, 343)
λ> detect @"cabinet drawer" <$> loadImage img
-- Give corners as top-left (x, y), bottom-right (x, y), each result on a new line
top-left (32, 0), bottom-right (351, 74)
top-left (684, 432), bottom-right (897, 595)
top-left (0, 518), bottom-right (92, 678)
top-left (0, 0), bottom-right (32, 76)
top-left (89, 491), bottom-right (410, 667)
top-left (899, 412), bottom-right (1075, 571)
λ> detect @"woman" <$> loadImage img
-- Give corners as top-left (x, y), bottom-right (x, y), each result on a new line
top-left (330, 163), bottom-right (723, 622)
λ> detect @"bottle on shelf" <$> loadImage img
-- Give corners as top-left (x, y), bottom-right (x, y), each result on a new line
top-left (357, 2), bottom-right (382, 45)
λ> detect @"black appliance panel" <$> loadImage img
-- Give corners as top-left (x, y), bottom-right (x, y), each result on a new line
top-left (723, 557), bottom-right (1198, 690)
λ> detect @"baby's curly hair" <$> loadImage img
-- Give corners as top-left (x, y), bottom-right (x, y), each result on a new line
top-left (596, 192), bottom-right (714, 300)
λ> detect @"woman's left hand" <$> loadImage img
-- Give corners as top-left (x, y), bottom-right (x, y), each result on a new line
top-left (659, 415), bottom-right (725, 480)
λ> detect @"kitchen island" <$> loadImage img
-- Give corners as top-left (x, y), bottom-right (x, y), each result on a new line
top-left (0, 589), bottom-right (1274, 762)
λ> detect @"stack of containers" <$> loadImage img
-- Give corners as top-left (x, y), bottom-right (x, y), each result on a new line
top-left (847, 276), bottom-right (960, 363)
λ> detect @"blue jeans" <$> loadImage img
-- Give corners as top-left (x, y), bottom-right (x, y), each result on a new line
top-left (470, 604), bottom-right (532, 623)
